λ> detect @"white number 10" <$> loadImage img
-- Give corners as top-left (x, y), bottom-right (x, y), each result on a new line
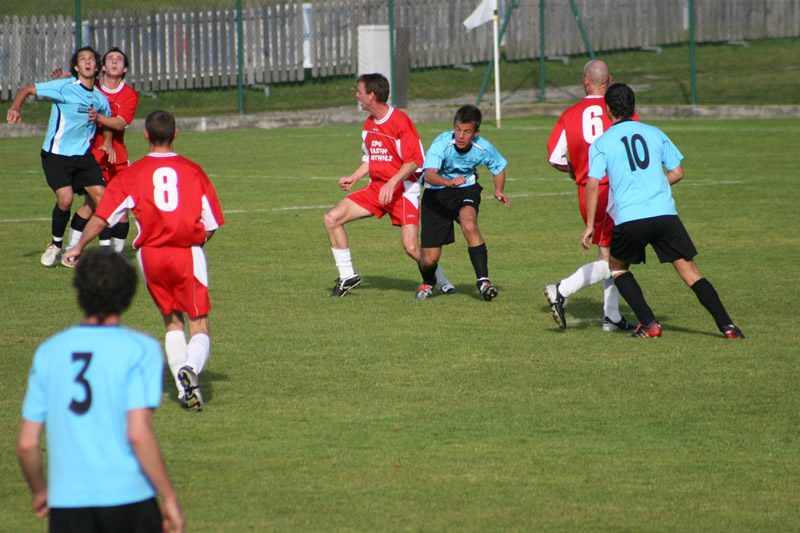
top-left (153, 167), bottom-right (178, 212)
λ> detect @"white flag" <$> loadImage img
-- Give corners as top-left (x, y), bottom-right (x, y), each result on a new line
top-left (463, 0), bottom-right (495, 31)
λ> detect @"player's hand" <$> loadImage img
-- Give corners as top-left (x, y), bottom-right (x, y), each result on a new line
top-left (378, 182), bottom-right (395, 205)
top-left (50, 67), bottom-right (66, 79)
top-left (32, 489), bottom-right (49, 518)
top-left (7, 108), bottom-right (21, 124)
top-left (99, 144), bottom-right (117, 164)
top-left (581, 225), bottom-right (594, 250)
top-left (62, 247), bottom-right (81, 266)
top-left (88, 106), bottom-right (98, 124)
top-left (494, 192), bottom-right (510, 208)
top-left (161, 497), bottom-right (185, 533)
top-left (450, 175), bottom-right (467, 187)
top-left (338, 176), bottom-right (357, 191)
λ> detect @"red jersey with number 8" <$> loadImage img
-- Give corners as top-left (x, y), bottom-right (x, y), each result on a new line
top-left (94, 152), bottom-right (224, 249)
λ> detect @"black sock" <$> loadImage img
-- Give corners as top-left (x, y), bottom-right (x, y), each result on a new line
top-left (99, 226), bottom-right (112, 242)
top-left (614, 271), bottom-right (656, 325)
top-left (111, 221), bottom-right (130, 240)
top-left (70, 212), bottom-right (89, 232)
top-left (419, 261), bottom-right (438, 286)
top-left (691, 278), bottom-right (732, 331)
top-left (468, 243), bottom-right (488, 280)
top-left (51, 205), bottom-right (70, 244)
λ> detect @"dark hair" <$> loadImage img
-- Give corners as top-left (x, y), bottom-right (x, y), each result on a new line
top-left (145, 110), bottom-right (176, 145)
top-left (69, 46), bottom-right (101, 79)
top-left (604, 82), bottom-right (636, 121)
top-left (102, 47), bottom-right (130, 79)
top-left (73, 248), bottom-right (137, 320)
top-left (357, 73), bottom-right (390, 103)
top-left (454, 104), bottom-right (482, 130)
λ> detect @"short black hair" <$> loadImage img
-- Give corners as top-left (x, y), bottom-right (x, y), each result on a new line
top-left (454, 104), bottom-right (482, 130)
top-left (70, 46), bottom-right (101, 79)
top-left (604, 82), bottom-right (636, 121)
top-left (357, 73), bottom-right (390, 103)
top-left (145, 110), bottom-right (176, 145)
top-left (102, 47), bottom-right (130, 79)
top-left (73, 248), bottom-right (137, 320)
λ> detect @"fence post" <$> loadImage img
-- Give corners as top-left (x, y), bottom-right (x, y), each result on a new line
top-left (75, 0), bottom-right (82, 48)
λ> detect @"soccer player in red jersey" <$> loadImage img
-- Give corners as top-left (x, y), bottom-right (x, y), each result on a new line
top-left (323, 73), bottom-right (453, 296)
top-left (64, 47), bottom-right (140, 257)
top-left (64, 110), bottom-right (225, 412)
top-left (543, 60), bottom-right (637, 332)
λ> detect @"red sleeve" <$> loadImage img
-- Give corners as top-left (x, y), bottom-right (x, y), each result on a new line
top-left (399, 113), bottom-right (424, 167)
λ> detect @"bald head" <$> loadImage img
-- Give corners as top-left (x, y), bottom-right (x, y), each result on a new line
top-left (583, 60), bottom-right (611, 96)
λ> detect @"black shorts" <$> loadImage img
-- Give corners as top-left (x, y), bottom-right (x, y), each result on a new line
top-left (49, 498), bottom-right (162, 533)
top-left (41, 150), bottom-right (105, 194)
top-left (420, 183), bottom-right (483, 248)
top-left (611, 215), bottom-right (698, 265)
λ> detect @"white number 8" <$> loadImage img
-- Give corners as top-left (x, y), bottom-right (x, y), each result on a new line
top-left (153, 167), bottom-right (178, 212)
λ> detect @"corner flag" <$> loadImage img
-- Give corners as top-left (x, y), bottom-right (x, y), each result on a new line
top-left (463, 0), bottom-right (495, 31)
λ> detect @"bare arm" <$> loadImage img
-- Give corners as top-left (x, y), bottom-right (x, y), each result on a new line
top-left (422, 168), bottom-right (467, 188)
top-left (666, 164), bottom-right (684, 185)
top-left (492, 169), bottom-right (511, 208)
top-left (379, 161), bottom-right (418, 204)
top-left (581, 178), bottom-right (600, 249)
top-left (549, 161), bottom-right (576, 181)
top-left (338, 161), bottom-right (370, 191)
top-left (62, 215), bottom-right (110, 265)
top-left (17, 420), bottom-right (49, 518)
top-left (128, 408), bottom-right (184, 533)
top-left (7, 85), bottom-right (37, 124)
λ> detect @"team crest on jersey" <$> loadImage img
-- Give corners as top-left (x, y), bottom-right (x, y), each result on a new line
top-left (78, 104), bottom-right (91, 114)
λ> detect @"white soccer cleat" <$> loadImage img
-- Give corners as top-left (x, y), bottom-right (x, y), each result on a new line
top-left (40, 244), bottom-right (61, 267)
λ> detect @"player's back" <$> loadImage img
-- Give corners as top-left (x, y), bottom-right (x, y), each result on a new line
top-left (125, 153), bottom-right (223, 248)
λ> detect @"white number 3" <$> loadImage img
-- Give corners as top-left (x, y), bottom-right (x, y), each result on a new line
top-left (153, 167), bottom-right (179, 212)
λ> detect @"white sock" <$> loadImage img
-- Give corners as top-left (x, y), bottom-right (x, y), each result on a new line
top-left (332, 247), bottom-right (355, 279)
top-left (165, 330), bottom-right (188, 397)
top-left (99, 239), bottom-right (112, 247)
top-left (186, 333), bottom-right (211, 375)
top-left (603, 278), bottom-right (622, 322)
top-left (434, 265), bottom-right (451, 287)
top-left (558, 260), bottom-right (611, 298)
top-left (113, 237), bottom-right (126, 253)
top-left (67, 228), bottom-right (82, 249)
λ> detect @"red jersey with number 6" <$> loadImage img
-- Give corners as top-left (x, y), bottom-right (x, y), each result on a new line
top-left (94, 152), bottom-right (224, 249)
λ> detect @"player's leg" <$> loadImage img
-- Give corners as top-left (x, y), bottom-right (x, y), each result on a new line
top-left (84, 183), bottom-right (113, 246)
top-left (41, 186), bottom-right (74, 266)
top-left (323, 197), bottom-right (372, 296)
top-left (415, 189), bottom-right (455, 297)
top-left (458, 205), bottom-right (494, 300)
top-left (163, 311), bottom-right (190, 401)
top-left (106, 165), bottom-right (131, 252)
top-left (672, 258), bottom-right (743, 338)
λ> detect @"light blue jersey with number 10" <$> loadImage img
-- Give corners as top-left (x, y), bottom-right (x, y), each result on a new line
top-left (588, 119), bottom-right (683, 225)
top-left (21, 324), bottom-right (163, 508)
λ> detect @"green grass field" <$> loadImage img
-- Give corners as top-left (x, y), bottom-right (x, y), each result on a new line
top-left (1, 115), bottom-right (799, 531)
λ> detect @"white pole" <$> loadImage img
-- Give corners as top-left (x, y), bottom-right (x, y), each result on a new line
top-left (492, 0), bottom-right (501, 128)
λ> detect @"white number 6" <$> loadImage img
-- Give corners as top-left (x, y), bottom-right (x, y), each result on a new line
top-left (581, 105), bottom-right (605, 144)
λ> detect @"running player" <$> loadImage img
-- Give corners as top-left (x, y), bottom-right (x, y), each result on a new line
top-left (64, 110), bottom-right (225, 410)
top-left (416, 104), bottom-right (510, 301)
top-left (322, 73), bottom-right (454, 297)
top-left (6, 46), bottom-right (112, 267)
top-left (544, 60), bottom-right (637, 331)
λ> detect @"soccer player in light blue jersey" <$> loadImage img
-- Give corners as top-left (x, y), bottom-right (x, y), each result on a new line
top-left (583, 83), bottom-right (743, 339)
top-left (17, 248), bottom-right (184, 532)
top-left (7, 46), bottom-right (113, 267)
top-left (416, 104), bottom-right (510, 301)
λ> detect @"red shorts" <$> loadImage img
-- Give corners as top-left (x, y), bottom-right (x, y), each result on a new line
top-left (578, 182), bottom-right (615, 247)
top-left (347, 179), bottom-right (421, 226)
top-left (137, 245), bottom-right (211, 317)
top-left (101, 161), bottom-right (130, 183)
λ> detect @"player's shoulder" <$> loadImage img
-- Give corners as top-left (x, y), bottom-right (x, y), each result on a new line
top-left (433, 130), bottom-right (455, 144)
top-left (471, 134), bottom-right (496, 151)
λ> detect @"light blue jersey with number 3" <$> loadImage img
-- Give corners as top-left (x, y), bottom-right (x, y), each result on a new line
top-left (21, 325), bottom-right (163, 507)
top-left (588, 119), bottom-right (683, 225)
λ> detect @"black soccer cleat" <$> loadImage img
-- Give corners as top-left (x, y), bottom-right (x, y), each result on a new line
top-left (330, 274), bottom-right (361, 297)
top-left (478, 279), bottom-right (498, 301)
top-left (543, 283), bottom-right (566, 329)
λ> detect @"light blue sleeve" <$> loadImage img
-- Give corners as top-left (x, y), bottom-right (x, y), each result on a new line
top-left (423, 133), bottom-right (447, 170)
top-left (34, 78), bottom-right (71, 103)
top-left (587, 140), bottom-right (607, 180)
top-left (661, 133), bottom-right (684, 171)
top-left (484, 141), bottom-right (507, 175)
top-left (21, 350), bottom-right (47, 423)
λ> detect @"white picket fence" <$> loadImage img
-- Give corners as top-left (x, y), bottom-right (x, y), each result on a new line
top-left (1, 0), bottom-right (798, 100)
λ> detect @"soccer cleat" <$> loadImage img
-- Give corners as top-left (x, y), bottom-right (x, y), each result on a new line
top-left (438, 282), bottom-right (457, 295)
top-left (602, 316), bottom-right (637, 332)
top-left (40, 243), bottom-right (61, 267)
top-left (415, 283), bottom-right (434, 300)
top-left (478, 279), bottom-right (498, 301)
top-left (330, 274), bottom-right (361, 297)
top-left (543, 283), bottom-right (566, 329)
top-left (178, 366), bottom-right (204, 412)
top-left (631, 320), bottom-right (662, 338)
top-left (722, 325), bottom-right (745, 339)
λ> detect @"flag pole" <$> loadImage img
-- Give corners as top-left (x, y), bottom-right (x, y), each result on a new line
top-left (492, 0), bottom-right (501, 128)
